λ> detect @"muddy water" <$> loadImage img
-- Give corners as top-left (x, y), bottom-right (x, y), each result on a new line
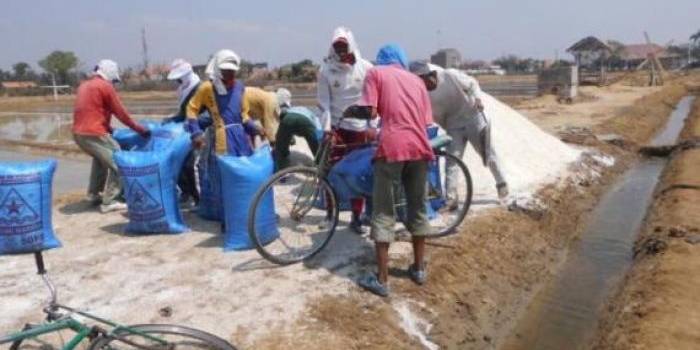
top-left (502, 96), bottom-right (695, 350)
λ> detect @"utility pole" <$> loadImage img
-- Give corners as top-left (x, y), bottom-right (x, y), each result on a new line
top-left (141, 26), bottom-right (149, 73)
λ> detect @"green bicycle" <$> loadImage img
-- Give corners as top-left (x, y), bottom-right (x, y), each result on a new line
top-left (1, 252), bottom-right (236, 350)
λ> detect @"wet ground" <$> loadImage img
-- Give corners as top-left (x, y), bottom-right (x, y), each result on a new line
top-left (0, 150), bottom-right (89, 195)
top-left (502, 96), bottom-right (695, 350)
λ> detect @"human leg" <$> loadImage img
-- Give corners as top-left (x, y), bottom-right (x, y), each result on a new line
top-left (360, 159), bottom-right (401, 296)
top-left (445, 127), bottom-right (468, 204)
top-left (467, 125), bottom-right (509, 198)
top-left (403, 160), bottom-right (430, 284)
top-left (273, 117), bottom-right (295, 170)
top-left (73, 134), bottom-right (123, 207)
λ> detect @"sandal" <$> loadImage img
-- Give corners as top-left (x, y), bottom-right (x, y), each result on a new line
top-left (408, 263), bottom-right (427, 285)
top-left (358, 273), bottom-right (390, 297)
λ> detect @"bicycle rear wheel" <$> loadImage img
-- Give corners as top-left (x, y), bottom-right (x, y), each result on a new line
top-left (426, 151), bottom-right (473, 237)
top-left (88, 324), bottom-right (236, 350)
top-left (248, 166), bottom-right (339, 265)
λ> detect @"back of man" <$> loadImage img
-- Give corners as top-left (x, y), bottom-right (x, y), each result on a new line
top-left (243, 87), bottom-right (280, 142)
top-left (362, 64), bottom-right (433, 162)
top-left (429, 68), bottom-right (483, 131)
top-left (357, 46), bottom-right (433, 297)
top-left (73, 77), bottom-right (120, 136)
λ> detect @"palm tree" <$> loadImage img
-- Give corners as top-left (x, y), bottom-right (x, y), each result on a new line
top-left (691, 29), bottom-right (700, 44)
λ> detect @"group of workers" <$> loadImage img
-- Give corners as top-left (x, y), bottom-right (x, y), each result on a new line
top-left (71, 26), bottom-right (509, 297)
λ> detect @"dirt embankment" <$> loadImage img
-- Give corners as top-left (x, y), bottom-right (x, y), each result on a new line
top-left (250, 80), bottom-right (693, 349)
top-left (594, 91), bottom-right (700, 350)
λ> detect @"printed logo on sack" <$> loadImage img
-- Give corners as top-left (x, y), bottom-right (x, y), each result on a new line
top-left (0, 174), bottom-right (43, 237)
top-left (121, 165), bottom-right (165, 222)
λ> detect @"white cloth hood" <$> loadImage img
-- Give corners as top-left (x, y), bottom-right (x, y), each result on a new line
top-left (317, 26), bottom-right (375, 131)
top-left (168, 59), bottom-right (200, 106)
top-left (95, 59), bottom-right (120, 82)
top-left (323, 26), bottom-right (363, 73)
top-left (205, 49), bottom-right (241, 95)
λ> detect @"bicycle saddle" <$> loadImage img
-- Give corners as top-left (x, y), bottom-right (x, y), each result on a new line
top-left (429, 134), bottom-right (452, 150)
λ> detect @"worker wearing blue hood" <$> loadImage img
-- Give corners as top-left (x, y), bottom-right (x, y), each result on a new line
top-left (375, 43), bottom-right (409, 68)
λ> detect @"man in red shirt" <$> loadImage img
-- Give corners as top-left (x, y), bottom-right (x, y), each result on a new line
top-left (357, 44), bottom-right (434, 297)
top-left (72, 59), bottom-right (150, 213)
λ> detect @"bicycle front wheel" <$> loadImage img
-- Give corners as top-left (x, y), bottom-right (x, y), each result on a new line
top-left (88, 324), bottom-right (236, 350)
top-left (248, 166), bottom-right (339, 265)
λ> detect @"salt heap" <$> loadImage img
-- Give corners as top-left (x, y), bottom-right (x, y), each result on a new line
top-left (286, 93), bottom-right (582, 205)
top-left (469, 93), bottom-right (582, 203)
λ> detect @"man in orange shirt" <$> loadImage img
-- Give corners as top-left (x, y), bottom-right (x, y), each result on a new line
top-left (72, 59), bottom-right (150, 213)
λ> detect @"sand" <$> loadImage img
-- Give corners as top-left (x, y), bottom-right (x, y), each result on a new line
top-left (0, 93), bottom-right (585, 348)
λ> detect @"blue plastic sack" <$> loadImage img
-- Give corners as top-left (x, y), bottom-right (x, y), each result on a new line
top-left (112, 120), bottom-right (160, 150)
top-left (218, 145), bottom-right (278, 251)
top-left (327, 147), bottom-right (375, 211)
top-left (0, 160), bottom-right (61, 254)
top-left (113, 124), bottom-right (192, 234)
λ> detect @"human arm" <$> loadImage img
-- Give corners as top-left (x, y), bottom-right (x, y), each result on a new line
top-left (449, 69), bottom-right (484, 111)
top-left (105, 85), bottom-right (148, 136)
top-left (185, 84), bottom-right (207, 148)
top-left (358, 68), bottom-right (380, 117)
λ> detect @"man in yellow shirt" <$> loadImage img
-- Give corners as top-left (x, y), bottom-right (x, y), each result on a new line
top-left (243, 87), bottom-right (291, 145)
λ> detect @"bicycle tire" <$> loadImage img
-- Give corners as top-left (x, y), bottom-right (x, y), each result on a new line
top-left (87, 323), bottom-right (236, 350)
top-left (248, 165), bottom-right (340, 265)
top-left (424, 151), bottom-right (473, 238)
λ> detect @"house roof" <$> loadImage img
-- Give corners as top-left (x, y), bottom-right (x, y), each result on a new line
top-left (621, 44), bottom-right (679, 60)
top-left (0, 81), bottom-right (38, 89)
top-left (567, 36), bottom-right (612, 53)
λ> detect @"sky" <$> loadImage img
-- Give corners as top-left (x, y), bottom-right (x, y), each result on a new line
top-left (0, 0), bottom-right (698, 72)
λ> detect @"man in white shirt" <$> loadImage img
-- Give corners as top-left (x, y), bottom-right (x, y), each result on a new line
top-left (410, 61), bottom-right (509, 204)
top-left (317, 26), bottom-right (377, 233)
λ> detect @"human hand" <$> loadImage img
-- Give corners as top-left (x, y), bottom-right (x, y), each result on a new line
top-left (140, 129), bottom-right (152, 138)
top-left (192, 136), bottom-right (205, 149)
top-left (475, 98), bottom-right (484, 112)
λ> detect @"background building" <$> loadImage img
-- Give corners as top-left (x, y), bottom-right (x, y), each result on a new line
top-left (431, 48), bottom-right (462, 68)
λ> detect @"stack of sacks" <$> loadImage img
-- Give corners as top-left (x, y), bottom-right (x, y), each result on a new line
top-left (0, 159), bottom-right (61, 254)
top-left (113, 123), bottom-right (191, 234)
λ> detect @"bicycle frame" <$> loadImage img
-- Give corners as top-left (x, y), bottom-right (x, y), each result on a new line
top-left (0, 318), bottom-right (92, 350)
top-left (0, 252), bottom-right (170, 350)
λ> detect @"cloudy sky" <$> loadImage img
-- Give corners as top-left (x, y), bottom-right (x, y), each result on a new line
top-left (1, 0), bottom-right (698, 71)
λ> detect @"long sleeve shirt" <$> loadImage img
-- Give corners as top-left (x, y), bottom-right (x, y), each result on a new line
top-left (317, 58), bottom-right (376, 132)
top-left (429, 69), bottom-right (485, 131)
top-left (242, 87), bottom-right (280, 142)
top-left (72, 76), bottom-right (145, 136)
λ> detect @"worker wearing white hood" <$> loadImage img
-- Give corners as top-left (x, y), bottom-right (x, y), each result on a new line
top-left (165, 59), bottom-right (209, 207)
top-left (317, 26), bottom-right (376, 234)
top-left (410, 61), bottom-right (509, 202)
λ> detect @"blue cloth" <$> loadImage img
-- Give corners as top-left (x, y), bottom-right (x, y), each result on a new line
top-left (375, 43), bottom-right (409, 69)
top-left (0, 159), bottom-right (61, 254)
top-left (215, 82), bottom-right (253, 157)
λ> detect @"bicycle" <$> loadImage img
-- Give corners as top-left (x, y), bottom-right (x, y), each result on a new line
top-left (247, 119), bottom-right (473, 265)
top-left (1, 252), bottom-right (236, 350)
